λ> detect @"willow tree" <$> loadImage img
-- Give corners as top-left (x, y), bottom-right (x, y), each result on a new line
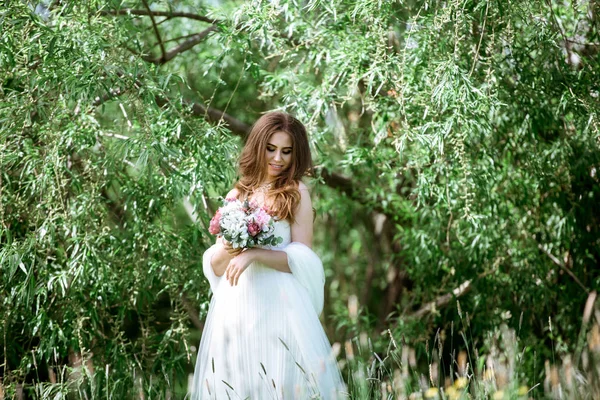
top-left (1, 0), bottom-right (599, 398)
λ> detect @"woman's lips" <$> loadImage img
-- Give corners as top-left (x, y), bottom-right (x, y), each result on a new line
top-left (269, 163), bottom-right (283, 170)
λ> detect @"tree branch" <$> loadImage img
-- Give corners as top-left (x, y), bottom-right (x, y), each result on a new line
top-left (411, 280), bottom-right (472, 318)
top-left (190, 100), bottom-right (251, 136)
top-left (99, 8), bottom-right (219, 24)
top-left (141, 0), bottom-right (166, 62)
top-left (151, 32), bottom-right (205, 48)
top-left (318, 167), bottom-right (396, 219)
top-left (143, 26), bottom-right (218, 65)
top-left (180, 292), bottom-right (204, 332)
top-left (538, 244), bottom-right (589, 293)
top-left (319, 168), bottom-right (355, 198)
top-left (152, 97), bottom-right (251, 136)
top-left (92, 71), bottom-right (143, 107)
top-left (92, 87), bottom-right (126, 107)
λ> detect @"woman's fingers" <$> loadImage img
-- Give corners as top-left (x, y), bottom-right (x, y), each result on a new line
top-left (222, 240), bottom-right (245, 257)
top-left (224, 244), bottom-right (242, 256)
top-left (230, 265), bottom-right (240, 286)
top-left (226, 261), bottom-right (236, 285)
top-left (225, 262), bottom-right (230, 280)
top-left (233, 268), bottom-right (240, 286)
top-left (224, 257), bottom-right (245, 286)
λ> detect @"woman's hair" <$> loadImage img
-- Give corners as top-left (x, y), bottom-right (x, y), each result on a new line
top-left (234, 112), bottom-right (313, 223)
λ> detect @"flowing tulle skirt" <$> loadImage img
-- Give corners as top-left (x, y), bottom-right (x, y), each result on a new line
top-left (191, 261), bottom-right (346, 399)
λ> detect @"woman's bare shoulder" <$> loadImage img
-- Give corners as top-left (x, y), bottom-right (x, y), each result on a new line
top-left (297, 180), bottom-right (310, 192)
top-left (225, 188), bottom-right (239, 199)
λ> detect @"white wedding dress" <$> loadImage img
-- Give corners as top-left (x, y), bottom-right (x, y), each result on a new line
top-left (191, 219), bottom-right (346, 399)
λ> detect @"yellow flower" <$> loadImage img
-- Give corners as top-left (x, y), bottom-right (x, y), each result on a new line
top-left (483, 369), bottom-right (495, 381)
top-left (454, 377), bottom-right (468, 389)
top-left (492, 391), bottom-right (505, 400)
top-left (518, 386), bottom-right (529, 396)
top-left (444, 386), bottom-right (460, 400)
top-left (425, 387), bottom-right (439, 399)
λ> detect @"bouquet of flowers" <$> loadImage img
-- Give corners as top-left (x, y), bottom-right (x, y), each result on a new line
top-left (208, 198), bottom-right (283, 249)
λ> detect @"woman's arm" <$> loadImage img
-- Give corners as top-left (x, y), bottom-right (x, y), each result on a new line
top-left (210, 237), bottom-right (238, 277)
top-left (290, 181), bottom-right (313, 247)
top-left (226, 248), bottom-right (291, 286)
top-left (225, 182), bottom-right (313, 285)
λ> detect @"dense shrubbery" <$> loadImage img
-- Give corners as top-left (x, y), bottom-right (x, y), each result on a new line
top-left (1, 0), bottom-right (599, 398)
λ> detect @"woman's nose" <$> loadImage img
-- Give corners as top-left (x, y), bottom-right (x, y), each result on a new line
top-left (273, 151), bottom-right (282, 161)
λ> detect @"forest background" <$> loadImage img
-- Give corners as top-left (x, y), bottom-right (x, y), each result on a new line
top-left (1, 0), bottom-right (599, 399)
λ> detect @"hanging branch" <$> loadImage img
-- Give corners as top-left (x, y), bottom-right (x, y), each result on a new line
top-left (99, 8), bottom-right (219, 24)
top-left (101, 8), bottom-right (301, 64)
top-left (410, 280), bottom-right (473, 318)
top-left (90, 71), bottom-right (391, 219)
top-left (538, 244), bottom-right (589, 293)
top-left (151, 32), bottom-right (206, 48)
top-left (141, 0), bottom-right (166, 62)
top-left (92, 71), bottom-right (142, 107)
top-left (143, 26), bottom-right (218, 65)
top-left (94, 79), bottom-right (397, 216)
top-left (151, 96), bottom-right (251, 136)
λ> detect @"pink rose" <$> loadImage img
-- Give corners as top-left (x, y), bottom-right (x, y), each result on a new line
top-left (247, 221), bottom-right (261, 237)
top-left (208, 209), bottom-right (222, 235)
top-left (253, 208), bottom-right (271, 226)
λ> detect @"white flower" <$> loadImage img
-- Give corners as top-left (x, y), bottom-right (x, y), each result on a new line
top-left (214, 198), bottom-right (281, 249)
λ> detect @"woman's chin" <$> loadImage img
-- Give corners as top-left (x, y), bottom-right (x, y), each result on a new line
top-left (267, 168), bottom-right (284, 177)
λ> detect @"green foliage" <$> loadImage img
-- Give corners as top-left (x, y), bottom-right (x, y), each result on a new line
top-left (1, 0), bottom-right (599, 398)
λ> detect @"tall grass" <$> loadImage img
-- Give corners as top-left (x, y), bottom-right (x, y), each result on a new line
top-left (341, 292), bottom-right (600, 400)
top-left (1, 292), bottom-right (598, 399)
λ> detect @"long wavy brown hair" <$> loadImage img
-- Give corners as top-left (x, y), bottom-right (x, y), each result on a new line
top-left (234, 112), bottom-right (313, 223)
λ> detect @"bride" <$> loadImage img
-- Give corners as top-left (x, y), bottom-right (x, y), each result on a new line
top-left (191, 112), bottom-right (347, 399)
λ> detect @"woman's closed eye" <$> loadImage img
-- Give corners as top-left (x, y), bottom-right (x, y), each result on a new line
top-left (267, 147), bottom-right (291, 154)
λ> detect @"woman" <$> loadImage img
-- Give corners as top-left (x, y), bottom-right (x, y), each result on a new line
top-left (191, 112), bottom-right (346, 399)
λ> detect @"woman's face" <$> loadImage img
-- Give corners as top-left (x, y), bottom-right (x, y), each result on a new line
top-left (265, 131), bottom-right (292, 180)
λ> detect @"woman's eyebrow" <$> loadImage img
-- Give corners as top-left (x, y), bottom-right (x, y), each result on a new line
top-left (267, 142), bottom-right (292, 149)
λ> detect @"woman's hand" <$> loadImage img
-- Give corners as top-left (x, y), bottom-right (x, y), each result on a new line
top-left (222, 239), bottom-right (243, 257)
top-left (225, 250), bottom-right (255, 286)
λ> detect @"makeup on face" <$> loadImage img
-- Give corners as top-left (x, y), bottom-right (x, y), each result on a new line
top-left (266, 131), bottom-right (292, 178)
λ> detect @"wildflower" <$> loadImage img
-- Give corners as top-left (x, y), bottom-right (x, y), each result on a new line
top-left (425, 387), bottom-right (439, 399)
top-left (344, 340), bottom-right (354, 361)
top-left (444, 386), bottom-right (459, 400)
top-left (517, 386), bottom-right (528, 396)
top-left (492, 391), bottom-right (504, 400)
top-left (454, 377), bottom-right (468, 389)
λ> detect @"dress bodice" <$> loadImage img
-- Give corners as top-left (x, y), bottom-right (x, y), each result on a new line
top-left (260, 219), bottom-right (291, 250)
